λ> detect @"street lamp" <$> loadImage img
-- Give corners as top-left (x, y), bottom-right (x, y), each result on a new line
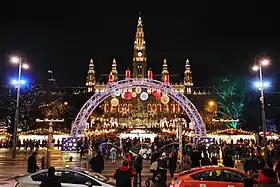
top-left (10, 56), bottom-right (29, 159)
top-left (252, 56), bottom-right (270, 158)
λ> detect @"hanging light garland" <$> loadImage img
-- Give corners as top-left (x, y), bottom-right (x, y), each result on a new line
top-left (115, 90), bottom-right (121, 97)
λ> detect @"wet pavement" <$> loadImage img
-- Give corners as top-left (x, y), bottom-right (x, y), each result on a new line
top-left (0, 148), bottom-right (244, 186)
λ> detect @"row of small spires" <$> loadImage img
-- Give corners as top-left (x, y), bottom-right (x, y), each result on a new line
top-left (47, 88), bottom-right (211, 95)
top-left (86, 58), bottom-right (193, 85)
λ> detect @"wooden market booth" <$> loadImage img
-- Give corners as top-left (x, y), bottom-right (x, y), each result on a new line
top-left (207, 128), bottom-right (256, 144)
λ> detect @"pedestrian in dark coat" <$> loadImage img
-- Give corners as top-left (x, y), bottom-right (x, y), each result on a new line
top-left (40, 167), bottom-right (61, 187)
top-left (41, 152), bottom-right (45, 169)
top-left (168, 152), bottom-right (177, 178)
top-left (113, 159), bottom-right (136, 187)
top-left (27, 152), bottom-right (39, 173)
top-left (90, 151), bottom-right (104, 174)
top-left (134, 154), bottom-right (143, 185)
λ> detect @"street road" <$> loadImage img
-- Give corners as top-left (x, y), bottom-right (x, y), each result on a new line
top-left (0, 150), bottom-right (244, 186)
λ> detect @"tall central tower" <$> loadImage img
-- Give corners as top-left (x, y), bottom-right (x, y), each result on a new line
top-left (133, 17), bottom-right (147, 78)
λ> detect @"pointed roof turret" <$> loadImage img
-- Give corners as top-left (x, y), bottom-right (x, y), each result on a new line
top-left (162, 58), bottom-right (169, 75)
top-left (86, 58), bottom-right (96, 92)
top-left (134, 16), bottom-right (145, 50)
top-left (184, 58), bottom-right (193, 87)
top-left (133, 16), bottom-right (147, 78)
top-left (111, 58), bottom-right (118, 81)
top-left (185, 59), bottom-right (190, 66)
top-left (112, 58), bottom-right (117, 70)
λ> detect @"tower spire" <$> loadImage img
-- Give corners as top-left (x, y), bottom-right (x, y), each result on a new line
top-left (133, 16), bottom-right (147, 78)
top-left (184, 59), bottom-right (193, 93)
top-left (162, 59), bottom-right (170, 83)
top-left (86, 58), bottom-right (95, 92)
top-left (162, 59), bottom-right (169, 74)
top-left (111, 58), bottom-right (118, 81)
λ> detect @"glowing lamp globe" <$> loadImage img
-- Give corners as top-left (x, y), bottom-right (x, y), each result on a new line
top-left (132, 92), bottom-right (137, 98)
top-left (111, 98), bottom-right (119, 107)
top-left (124, 91), bottom-right (132, 100)
top-left (161, 95), bottom-right (170, 104)
top-left (11, 56), bottom-right (20, 63)
top-left (22, 64), bottom-right (29, 69)
top-left (140, 92), bottom-right (148, 101)
top-left (135, 87), bottom-right (142, 94)
top-left (152, 90), bottom-right (158, 96)
top-left (261, 59), bottom-right (269, 66)
top-left (156, 94), bottom-right (161, 101)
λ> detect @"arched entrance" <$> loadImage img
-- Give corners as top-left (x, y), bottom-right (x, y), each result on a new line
top-left (71, 78), bottom-right (206, 137)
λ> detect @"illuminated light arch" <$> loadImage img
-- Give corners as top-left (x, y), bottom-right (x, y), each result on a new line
top-left (71, 78), bottom-right (206, 137)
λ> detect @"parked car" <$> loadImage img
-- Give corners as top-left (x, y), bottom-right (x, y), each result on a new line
top-left (14, 167), bottom-right (115, 187)
top-left (170, 166), bottom-right (258, 187)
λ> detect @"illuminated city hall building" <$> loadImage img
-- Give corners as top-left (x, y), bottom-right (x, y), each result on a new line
top-left (84, 17), bottom-right (212, 135)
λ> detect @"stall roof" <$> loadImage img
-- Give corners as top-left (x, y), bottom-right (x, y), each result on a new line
top-left (210, 128), bottom-right (255, 135)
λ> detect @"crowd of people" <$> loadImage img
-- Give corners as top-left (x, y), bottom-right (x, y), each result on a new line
top-left (75, 133), bottom-right (280, 187)
top-left (21, 132), bottom-right (280, 187)
top-left (0, 138), bottom-right (61, 150)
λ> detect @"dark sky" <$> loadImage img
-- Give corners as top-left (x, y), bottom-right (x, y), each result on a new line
top-left (0, 1), bottom-right (279, 90)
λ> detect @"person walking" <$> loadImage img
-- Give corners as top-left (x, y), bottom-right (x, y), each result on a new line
top-left (113, 159), bottom-right (136, 187)
top-left (41, 152), bottom-right (46, 169)
top-left (168, 152), bottom-right (177, 178)
top-left (134, 154), bottom-right (143, 185)
top-left (27, 152), bottom-right (39, 173)
top-left (158, 152), bottom-right (168, 187)
top-left (110, 146), bottom-right (117, 162)
top-left (90, 151), bottom-right (104, 174)
top-left (40, 167), bottom-right (61, 187)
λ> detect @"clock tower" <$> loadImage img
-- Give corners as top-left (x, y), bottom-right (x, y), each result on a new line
top-left (133, 16), bottom-right (147, 78)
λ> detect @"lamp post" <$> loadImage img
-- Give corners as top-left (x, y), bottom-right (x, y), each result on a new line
top-left (252, 57), bottom-right (270, 158)
top-left (36, 119), bottom-right (64, 168)
top-left (10, 56), bottom-right (29, 159)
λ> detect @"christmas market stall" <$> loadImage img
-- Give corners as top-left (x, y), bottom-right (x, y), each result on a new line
top-left (119, 129), bottom-right (157, 142)
top-left (18, 128), bottom-right (70, 142)
top-left (0, 131), bottom-right (10, 147)
top-left (259, 131), bottom-right (280, 140)
top-left (207, 128), bottom-right (256, 144)
top-left (0, 131), bottom-right (10, 139)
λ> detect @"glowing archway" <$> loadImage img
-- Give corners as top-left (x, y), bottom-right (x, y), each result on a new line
top-left (71, 78), bottom-right (206, 137)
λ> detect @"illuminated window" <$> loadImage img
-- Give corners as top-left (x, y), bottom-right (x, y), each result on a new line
top-left (157, 104), bottom-right (162, 112)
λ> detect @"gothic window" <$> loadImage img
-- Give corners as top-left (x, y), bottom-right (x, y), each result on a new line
top-left (171, 104), bottom-right (175, 113)
top-left (157, 104), bottom-right (162, 112)
top-left (137, 65), bottom-right (143, 75)
top-left (176, 104), bottom-right (181, 113)
top-left (111, 106), bottom-right (116, 112)
top-left (163, 105), bottom-right (169, 112)
top-left (123, 104), bottom-right (127, 112)
top-left (152, 104), bottom-right (157, 111)
top-left (147, 104), bottom-right (152, 111)
top-left (118, 104), bottom-right (122, 112)
top-left (104, 104), bottom-right (109, 113)
top-left (128, 104), bottom-right (132, 112)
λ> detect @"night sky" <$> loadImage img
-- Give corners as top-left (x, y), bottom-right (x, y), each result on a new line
top-left (0, 1), bottom-right (279, 90)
